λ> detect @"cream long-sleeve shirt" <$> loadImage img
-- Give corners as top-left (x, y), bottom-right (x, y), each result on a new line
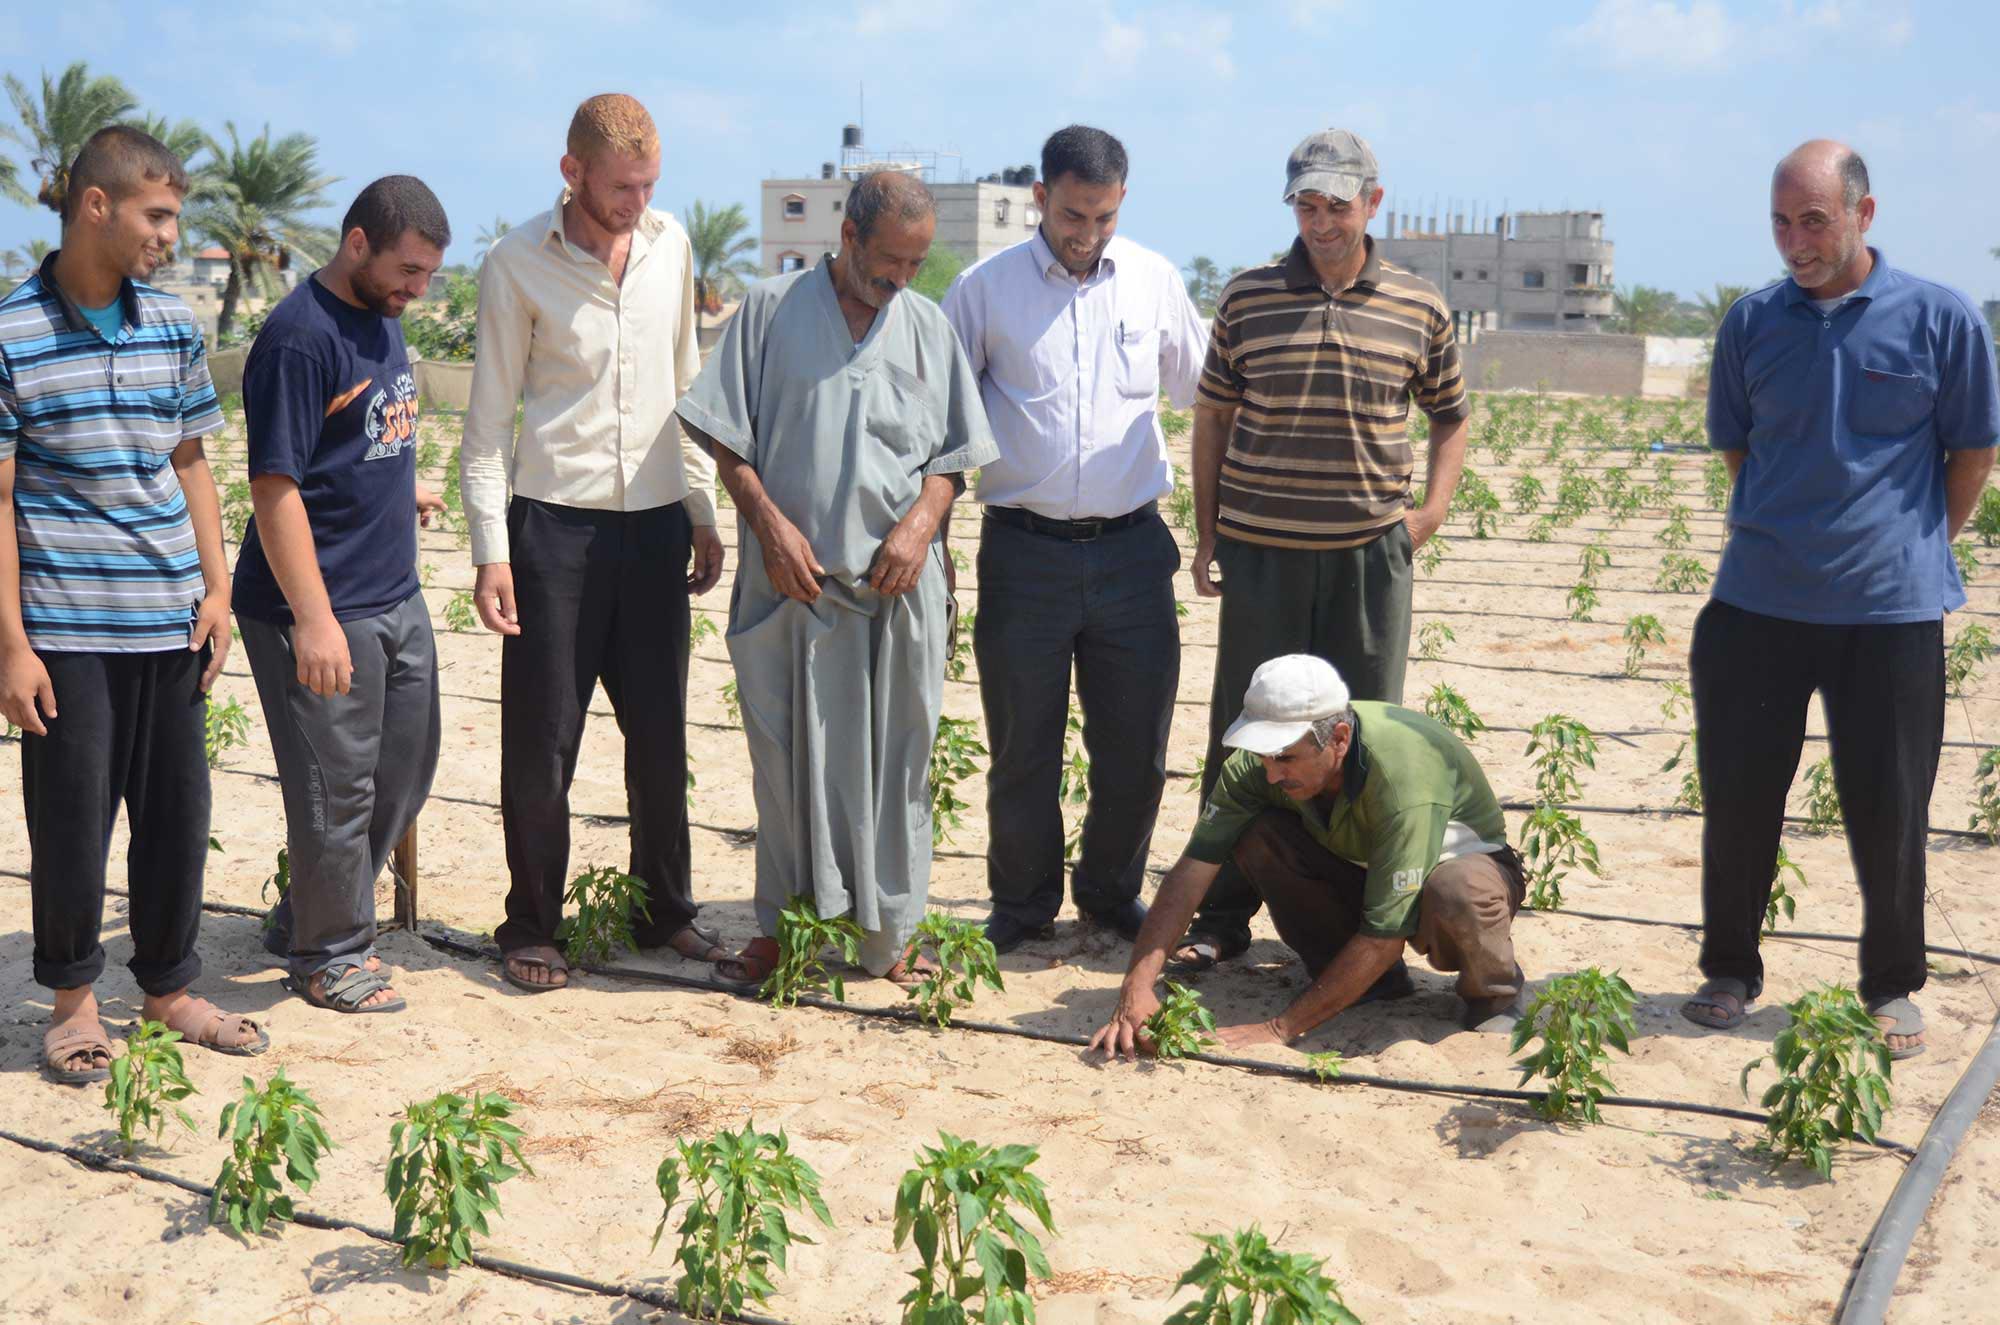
top-left (458, 190), bottom-right (718, 565)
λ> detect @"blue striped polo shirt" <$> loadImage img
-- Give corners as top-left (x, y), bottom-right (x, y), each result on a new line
top-left (0, 252), bottom-right (224, 652)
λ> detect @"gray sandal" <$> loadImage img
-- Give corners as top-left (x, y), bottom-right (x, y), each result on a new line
top-left (1867, 995), bottom-right (1927, 1060)
top-left (1681, 976), bottom-right (1753, 1030)
top-left (285, 962), bottom-right (407, 1014)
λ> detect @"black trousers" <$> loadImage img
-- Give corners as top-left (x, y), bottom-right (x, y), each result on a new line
top-left (23, 647), bottom-right (211, 994)
top-left (496, 497), bottom-right (695, 953)
top-left (974, 508), bottom-right (1182, 925)
top-left (1691, 599), bottom-right (1943, 1005)
top-left (1189, 524), bottom-right (1415, 953)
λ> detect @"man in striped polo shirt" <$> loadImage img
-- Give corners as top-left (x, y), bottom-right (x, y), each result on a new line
top-left (1176, 129), bottom-right (1472, 973)
top-left (0, 127), bottom-right (268, 1084)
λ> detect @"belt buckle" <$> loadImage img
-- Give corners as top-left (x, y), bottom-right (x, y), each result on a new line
top-left (1072, 518), bottom-right (1104, 542)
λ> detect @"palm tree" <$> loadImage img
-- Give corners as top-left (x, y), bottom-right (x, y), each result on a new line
top-left (1609, 285), bottom-right (1677, 337)
top-left (474, 215), bottom-right (511, 265)
top-left (184, 123), bottom-right (337, 340)
top-left (1183, 255), bottom-right (1223, 315)
top-left (1, 62), bottom-right (139, 214)
top-left (1694, 283), bottom-right (1751, 334)
top-left (683, 200), bottom-right (758, 328)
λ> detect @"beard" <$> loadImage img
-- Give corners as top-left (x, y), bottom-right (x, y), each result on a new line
top-left (349, 264), bottom-right (408, 318)
top-left (572, 180), bottom-right (639, 236)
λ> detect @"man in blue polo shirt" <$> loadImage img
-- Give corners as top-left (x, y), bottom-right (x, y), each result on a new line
top-left (237, 176), bottom-right (450, 1015)
top-left (1681, 140), bottom-right (2000, 1058)
top-left (0, 127), bottom-right (268, 1082)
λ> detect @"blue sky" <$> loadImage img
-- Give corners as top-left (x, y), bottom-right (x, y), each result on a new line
top-left (6, 0), bottom-right (1998, 304)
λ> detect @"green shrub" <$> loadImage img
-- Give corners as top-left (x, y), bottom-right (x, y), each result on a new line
top-left (929, 715), bottom-right (986, 846)
top-left (209, 1069), bottom-right (333, 1237)
top-left (1510, 968), bottom-right (1636, 1124)
top-left (203, 695), bottom-right (252, 768)
top-left (556, 865), bottom-right (651, 966)
top-left (1763, 847), bottom-right (1806, 938)
top-left (1741, 986), bottom-right (1892, 1178)
top-left (1422, 682), bottom-right (1486, 743)
top-left (386, 1091), bottom-right (532, 1268)
top-left (901, 911), bottom-right (1004, 1029)
top-left (1145, 980), bottom-right (1219, 1060)
top-left (764, 894), bottom-right (863, 1007)
top-left (1801, 757), bottom-right (1841, 835)
top-left (1971, 748), bottom-right (2000, 844)
top-left (1416, 621), bottom-right (1455, 661)
top-left (653, 1121), bottom-right (833, 1321)
top-left (1622, 613), bottom-right (1666, 677)
top-left (1946, 622), bottom-right (1993, 696)
top-left (104, 1020), bottom-right (198, 1155)
top-left (894, 1132), bottom-right (1055, 1325)
top-left (1166, 1225), bottom-right (1362, 1324)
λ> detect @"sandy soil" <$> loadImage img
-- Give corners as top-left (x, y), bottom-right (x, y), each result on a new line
top-left (3, 393), bottom-right (1998, 1324)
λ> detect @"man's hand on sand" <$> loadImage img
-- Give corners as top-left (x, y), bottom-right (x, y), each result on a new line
top-left (1214, 1020), bottom-right (1287, 1051)
top-left (1086, 985), bottom-right (1162, 1061)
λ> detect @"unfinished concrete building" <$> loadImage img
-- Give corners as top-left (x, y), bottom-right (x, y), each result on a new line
top-left (760, 124), bottom-right (1039, 276)
top-left (1377, 209), bottom-right (1616, 337)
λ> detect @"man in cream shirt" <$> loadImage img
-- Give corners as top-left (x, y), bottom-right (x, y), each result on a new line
top-left (459, 92), bottom-right (724, 992)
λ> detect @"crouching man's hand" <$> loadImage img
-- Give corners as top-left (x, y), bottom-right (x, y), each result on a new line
top-left (1086, 983), bottom-right (1162, 1062)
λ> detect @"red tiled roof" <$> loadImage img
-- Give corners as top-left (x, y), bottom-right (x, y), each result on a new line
top-left (196, 246), bottom-right (228, 260)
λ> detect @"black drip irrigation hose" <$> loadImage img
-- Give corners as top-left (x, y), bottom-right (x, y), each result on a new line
top-left (1836, 1011), bottom-right (2000, 1323)
top-left (1536, 906), bottom-right (2000, 969)
top-left (414, 930), bottom-right (1908, 1148)
top-left (0, 1124), bottom-right (792, 1325)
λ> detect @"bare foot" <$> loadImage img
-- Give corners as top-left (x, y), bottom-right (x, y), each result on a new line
top-left (310, 967), bottom-right (400, 1009)
top-left (1874, 1013), bottom-right (1925, 1056)
top-left (504, 945), bottom-right (569, 989)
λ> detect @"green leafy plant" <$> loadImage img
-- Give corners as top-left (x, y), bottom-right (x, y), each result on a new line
top-left (221, 476), bottom-right (254, 543)
top-left (204, 695), bottom-right (252, 768)
top-left (1525, 713), bottom-right (1598, 805)
top-left (1519, 803), bottom-right (1603, 911)
top-left (1165, 1225), bottom-right (1362, 1325)
top-left (555, 865), bottom-right (651, 966)
top-left (1553, 467), bottom-right (1598, 525)
top-left (1945, 622), bottom-right (1993, 696)
top-left (946, 607), bottom-right (977, 682)
top-left (1655, 502), bottom-right (1694, 550)
top-left (1565, 581), bottom-right (1600, 622)
top-left (1661, 730), bottom-right (1702, 811)
top-left (386, 1091), bottom-right (532, 1269)
top-left (1764, 847), bottom-right (1807, 938)
top-left (652, 1121), bottom-right (834, 1321)
top-left (1304, 1051), bottom-right (1345, 1083)
top-left (1509, 967), bottom-right (1636, 1124)
top-left (1422, 682), bottom-right (1486, 743)
top-left (1953, 539), bottom-right (1980, 583)
top-left (1801, 757), bottom-right (1841, 835)
top-left (1971, 748), bottom-right (2000, 845)
top-left (209, 1069), bottom-right (334, 1238)
top-left (764, 893), bottom-right (864, 1007)
top-left (261, 846), bottom-right (291, 932)
top-left (1659, 678), bottom-right (1693, 724)
top-left (1416, 533), bottom-right (1450, 575)
top-left (1622, 613), bottom-right (1666, 677)
top-left (1740, 985), bottom-right (1893, 1178)
top-left (1510, 472), bottom-right (1545, 514)
top-left (901, 911), bottom-right (1004, 1029)
top-left (690, 609), bottom-right (720, 648)
top-left (1654, 553), bottom-right (1711, 593)
top-left (929, 715), bottom-right (987, 846)
top-left (1451, 469), bottom-right (1502, 538)
top-left (1577, 539), bottom-right (1613, 584)
top-left (442, 589), bottom-right (478, 632)
top-left (893, 1132), bottom-right (1056, 1325)
top-left (1525, 516), bottom-right (1557, 543)
top-left (1058, 705), bottom-right (1089, 857)
top-left (1971, 485), bottom-right (2000, 547)
top-left (1416, 621), bottom-right (1455, 661)
top-left (1703, 455), bottom-right (1732, 511)
top-left (104, 1020), bottom-right (198, 1155)
top-left (721, 678), bottom-right (741, 723)
top-left (1144, 980), bottom-right (1219, 1060)
top-left (1166, 463), bottom-right (1196, 539)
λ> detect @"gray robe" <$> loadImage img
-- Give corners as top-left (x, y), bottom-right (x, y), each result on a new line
top-left (676, 257), bottom-right (997, 971)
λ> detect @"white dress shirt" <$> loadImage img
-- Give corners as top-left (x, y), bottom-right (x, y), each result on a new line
top-left (941, 230), bottom-right (1207, 520)
top-left (459, 190), bottom-right (718, 566)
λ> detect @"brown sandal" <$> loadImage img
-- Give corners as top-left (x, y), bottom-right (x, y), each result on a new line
top-left (502, 944), bottom-right (570, 993)
top-left (156, 996), bottom-right (270, 1057)
top-left (715, 937), bottom-right (781, 989)
top-left (882, 954), bottom-right (939, 989)
top-left (664, 923), bottom-right (730, 964)
top-left (43, 1021), bottom-right (113, 1085)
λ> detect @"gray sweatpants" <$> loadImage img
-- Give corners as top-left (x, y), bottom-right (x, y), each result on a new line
top-left (241, 593), bottom-right (441, 980)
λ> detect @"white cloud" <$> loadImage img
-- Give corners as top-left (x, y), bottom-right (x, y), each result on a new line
top-left (1099, 18), bottom-right (1146, 68)
top-left (1095, 5), bottom-right (1234, 81)
top-left (1286, 0), bottom-right (1351, 27)
top-left (1785, 0), bottom-right (1914, 47)
top-left (1163, 9), bottom-right (1235, 80)
top-left (1559, 0), bottom-right (1739, 73)
top-left (856, 0), bottom-right (963, 34)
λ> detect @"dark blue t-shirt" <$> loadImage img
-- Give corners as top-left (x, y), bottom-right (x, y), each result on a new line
top-left (1707, 250), bottom-right (2000, 624)
top-left (234, 274), bottom-right (421, 624)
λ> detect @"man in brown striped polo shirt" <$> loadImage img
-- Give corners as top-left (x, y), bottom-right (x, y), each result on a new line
top-left (1175, 128), bottom-right (1472, 973)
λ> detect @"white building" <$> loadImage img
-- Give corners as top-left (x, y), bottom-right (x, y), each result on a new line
top-left (1377, 210), bottom-right (1616, 336)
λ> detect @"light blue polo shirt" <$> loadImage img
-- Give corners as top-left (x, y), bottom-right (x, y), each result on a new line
top-left (1706, 249), bottom-right (2000, 625)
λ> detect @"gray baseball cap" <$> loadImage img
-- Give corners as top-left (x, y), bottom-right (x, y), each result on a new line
top-left (1283, 128), bottom-right (1378, 203)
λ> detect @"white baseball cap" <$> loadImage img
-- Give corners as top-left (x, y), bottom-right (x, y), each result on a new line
top-left (1221, 655), bottom-right (1352, 756)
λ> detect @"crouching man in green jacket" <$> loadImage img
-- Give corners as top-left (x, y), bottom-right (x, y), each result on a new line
top-left (1089, 654), bottom-right (1529, 1058)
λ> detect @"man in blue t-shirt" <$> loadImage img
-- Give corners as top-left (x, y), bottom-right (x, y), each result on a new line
top-left (236, 177), bottom-right (451, 1015)
top-left (1682, 140), bottom-right (2000, 1058)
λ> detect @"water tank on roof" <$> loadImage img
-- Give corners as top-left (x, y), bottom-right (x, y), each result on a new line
top-left (842, 124), bottom-right (863, 149)
top-left (822, 162), bottom-right (835, 179)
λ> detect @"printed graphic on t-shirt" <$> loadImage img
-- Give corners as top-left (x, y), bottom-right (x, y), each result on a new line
top-left (362, 370), bottom-right (418, 461)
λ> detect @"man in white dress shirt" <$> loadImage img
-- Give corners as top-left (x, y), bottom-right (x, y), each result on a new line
top-left (459, 93), bottom-right (724, 991)
top-left (943, 126), bottom-right (1207, 952)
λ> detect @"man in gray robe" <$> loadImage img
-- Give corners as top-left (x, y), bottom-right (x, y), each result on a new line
top-left (675, 171), bottom-right (997, 983)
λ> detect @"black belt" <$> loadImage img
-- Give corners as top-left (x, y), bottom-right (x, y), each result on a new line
top-left (984, 502), bottom-right (1156, 542)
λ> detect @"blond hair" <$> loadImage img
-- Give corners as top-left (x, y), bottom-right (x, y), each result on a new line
top-left (566, 93), bottom-right (659, 162)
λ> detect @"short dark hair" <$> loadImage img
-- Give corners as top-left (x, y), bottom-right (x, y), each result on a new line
top-left (63, 125), bottom-right (189, 226)
top-left (1040, 125), bottom-right (1128, 188)
top-left (845, 169), bottom-right (934, 243)
top-left (1839, 149), bottom-right (1870, 210)
top-left (341, 175), bottom-right (452, 254)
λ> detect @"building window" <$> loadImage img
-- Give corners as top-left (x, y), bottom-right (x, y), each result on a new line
top-left (1568, 263), bottom-right (1591, 286)
top-left (778, 251), bottom-right (805, 273)
top-left (1024, 206), bottom-right (1040, 228)
top-left (832, 201), bottom-right (842, 213)
top-left (1475, 268), bottom-right (1489, 281)
top-left (994, 198), bottom-right (1009, 225)
top-left (782, 194), bottom-right (806, 221)
top-left (1451, 268), bottom-right (1464, 281)
top-left (1522, 268), bottom-right (1546, 289)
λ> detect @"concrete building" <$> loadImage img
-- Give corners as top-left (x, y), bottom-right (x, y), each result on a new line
top-left (1377, 210), bottom-right (1616, 337)
top-left (760, 124), bottom-right (1038, 275)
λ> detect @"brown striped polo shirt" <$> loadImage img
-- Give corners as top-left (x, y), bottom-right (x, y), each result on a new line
top-left (1197, 236), bottom-right (1469, 550)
